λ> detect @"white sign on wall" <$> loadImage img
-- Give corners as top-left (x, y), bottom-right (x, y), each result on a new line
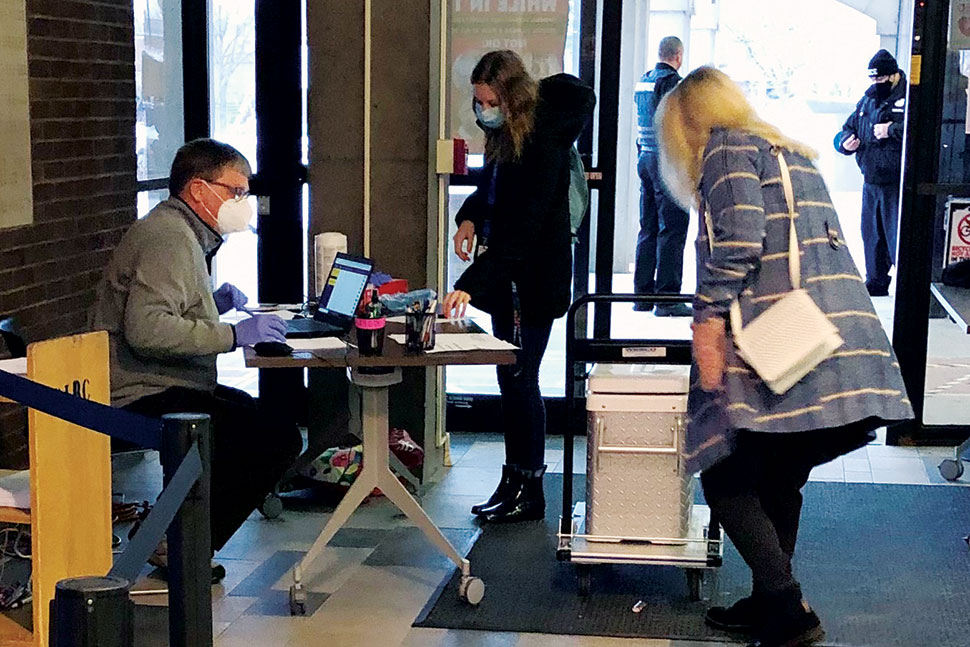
top-left (945, 198), bottom-right (970, 265)
top-left (0, 1), bottom-right (33, 229)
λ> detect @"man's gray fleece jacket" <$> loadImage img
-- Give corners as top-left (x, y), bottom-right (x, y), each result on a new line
top-left (89, 198), bottom-right (235, 407)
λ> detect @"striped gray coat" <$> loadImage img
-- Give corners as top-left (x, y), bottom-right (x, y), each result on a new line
top-left (685, 128), bottom-right (913, 473)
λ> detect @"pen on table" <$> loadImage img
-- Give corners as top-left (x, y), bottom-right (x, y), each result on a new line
top-left (239, 305), bottom-right (256, 317)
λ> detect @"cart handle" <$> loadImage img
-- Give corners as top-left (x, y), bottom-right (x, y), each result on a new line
top-left (566, 292), bottom-right (693, 345)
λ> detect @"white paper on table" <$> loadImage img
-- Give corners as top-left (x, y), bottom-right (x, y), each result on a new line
top-left (260, 310), bottom-right (298, 321)
top-left (386, 315), bottom-right (468, 324)
top-left (0, 357), bottom-right (27, 376)
top-left (0, 470), bottom-right (30, 509)
top-left (388, 333), bottom-right (517, 353)
top-left (287, 338), bottom-right (348, 351)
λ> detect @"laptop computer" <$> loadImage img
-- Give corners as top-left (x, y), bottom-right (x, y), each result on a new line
top-left (286, 252), bottom-right (374, 338)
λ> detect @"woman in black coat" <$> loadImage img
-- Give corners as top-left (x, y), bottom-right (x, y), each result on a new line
top-left (443, 50), bottom-right (595, 523)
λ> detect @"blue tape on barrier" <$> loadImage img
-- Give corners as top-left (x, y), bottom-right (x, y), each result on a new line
top-left (109, 441), bottom-right (203, 584)
top-left (0, 369), bottom-right (163, 450)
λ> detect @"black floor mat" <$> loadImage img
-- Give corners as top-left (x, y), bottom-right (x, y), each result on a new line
top-left (416, 475), bottom-right (970, 647)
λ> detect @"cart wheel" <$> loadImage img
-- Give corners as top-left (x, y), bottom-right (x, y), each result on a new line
top-left (686, 570), bottom-right (704, 602)
top-left (459, 576), bottom-right (485, 605)
top-left (939, 459), bottom-right (964, 481)
top-left (289, 583), bottom-right (306, 615)
top-left (576, 565), bottom-right (592, 597)
top-left (259, 494), bottom-right (284, 519)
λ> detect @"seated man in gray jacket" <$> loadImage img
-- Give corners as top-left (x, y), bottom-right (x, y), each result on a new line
top-left (90, 139), bottom-right (302, 577)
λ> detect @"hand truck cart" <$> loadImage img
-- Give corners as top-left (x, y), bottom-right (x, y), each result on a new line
top-left (557, 293), bottom-right (723, 601)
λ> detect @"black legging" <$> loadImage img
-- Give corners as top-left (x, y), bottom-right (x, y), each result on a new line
top-left (491, 311), bottom-right (553, 471)
top-left (701, 425), bottom-right (873, 595)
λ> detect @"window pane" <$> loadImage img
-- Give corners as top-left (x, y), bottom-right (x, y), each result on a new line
top-left (135, 0), bottom-right (185, 181)
top-left (209, 0), bottom-right (257, 171)
top-left (137, 189), bottom-right (169, 219)
top-left (212, 197), bottom-right (260, 302)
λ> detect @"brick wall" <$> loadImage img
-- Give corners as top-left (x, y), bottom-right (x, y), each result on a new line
top-left (0, 0), bottom-right (136, 467)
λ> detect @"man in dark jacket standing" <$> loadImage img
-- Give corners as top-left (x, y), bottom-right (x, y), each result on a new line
top-left (835, 49), bottom-right (906, 296)
top-left (633, 36), bottom-right (690, 316)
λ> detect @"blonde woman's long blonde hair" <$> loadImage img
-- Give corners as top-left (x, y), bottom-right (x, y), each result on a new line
top-left (656, 66), bottom-right (818, 210)
top-left (471, 50), bottom-right (539, 163)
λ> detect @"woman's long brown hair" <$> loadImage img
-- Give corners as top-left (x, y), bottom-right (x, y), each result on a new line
top-left (471, 50), bottom-right (538, 163)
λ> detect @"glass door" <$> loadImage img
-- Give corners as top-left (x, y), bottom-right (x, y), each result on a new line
top-left (444, 0), bottom-right (592, 417)
top-left (606, 0), bottom-right (893, 345)
top-left (891, 0), bottom-right (970, 446)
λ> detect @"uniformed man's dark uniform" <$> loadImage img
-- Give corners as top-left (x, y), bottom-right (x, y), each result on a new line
top-left (835, 49), bottom-right (906, 296)
top-left (634, 61), bottom-right (690, 315)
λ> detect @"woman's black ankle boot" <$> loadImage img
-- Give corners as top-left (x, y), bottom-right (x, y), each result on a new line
top-left (481, 466), bottom-right (546, 523)
top-left (747, 585), bottom-right (824, 647)
top-left (471, 465), bottom-right (518, 516)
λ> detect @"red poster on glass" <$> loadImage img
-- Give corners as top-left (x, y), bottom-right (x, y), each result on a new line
top-left (450, 0), bottom-right (569, 154)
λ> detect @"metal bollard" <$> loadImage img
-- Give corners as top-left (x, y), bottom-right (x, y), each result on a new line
top-left (49, 576), bottom-right (133, 647)
top-left (160, 413), bottom-right (213, 647)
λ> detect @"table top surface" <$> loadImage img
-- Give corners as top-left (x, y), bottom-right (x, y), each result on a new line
top-left (245, 317), bottom-right (517, 368)
top-left (931, 283), bottom-right (970, 334)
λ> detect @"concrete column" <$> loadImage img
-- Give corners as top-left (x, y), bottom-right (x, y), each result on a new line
top-left (307, 0), bottom-right (444, 478)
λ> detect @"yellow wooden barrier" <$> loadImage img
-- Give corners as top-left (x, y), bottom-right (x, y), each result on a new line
top-left (0, 332), bottom-right (112, 646)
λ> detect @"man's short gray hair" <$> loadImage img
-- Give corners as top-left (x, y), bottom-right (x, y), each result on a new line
top-left (658, 36), bottom-right (683, 62)
top-left (168, 138), bottom-right (252, 196)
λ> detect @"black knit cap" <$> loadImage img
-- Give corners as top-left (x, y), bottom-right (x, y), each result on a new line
top-left (868, 49), bottom-right (899, 77)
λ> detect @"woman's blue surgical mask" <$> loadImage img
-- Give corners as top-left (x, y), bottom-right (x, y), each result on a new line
top-left (474, 102), bottom-right (505, 129)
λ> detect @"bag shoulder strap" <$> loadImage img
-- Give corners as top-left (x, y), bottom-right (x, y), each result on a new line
top-left (705, 148), bottom-right (801, 334)
top-left (775, 149), bottom-right (801, 290)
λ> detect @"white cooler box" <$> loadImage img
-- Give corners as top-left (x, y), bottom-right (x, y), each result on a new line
top-left (585, 363), bottom-right (693, 543)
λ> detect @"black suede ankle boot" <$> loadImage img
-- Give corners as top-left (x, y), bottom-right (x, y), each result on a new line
top-left (705, 594), bottom-right (762, 633)
top-left (481, 466), bottom-right (545, 523)
top-left (747, 585), bottom-right (824, 647)
top-left (471, 465), bottom-right (518, 516)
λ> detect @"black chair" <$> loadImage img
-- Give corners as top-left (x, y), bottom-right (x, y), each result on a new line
top-left (0, 317), bottom-right (26, 359)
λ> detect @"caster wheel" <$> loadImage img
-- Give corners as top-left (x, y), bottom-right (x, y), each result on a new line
top-left (939, 459), bottom-right (964, 481)
top-left (459, 576), bottom-right (485, 605)
top-left (964, 535), bottom-right (970, 548)
top-left (259, 494), bottom-right (284, 519)
top-left (289, 584), bottom-right (307, 615)
top-left (576, 565), bottom-right (592, 597)
top-left (686, 569), bottom-right (703, 602)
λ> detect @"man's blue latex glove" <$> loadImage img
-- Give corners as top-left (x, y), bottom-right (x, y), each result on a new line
top-left (233, 314), bottom-right (287, 347)
top-left (213, 283), bottom-right (248, 315)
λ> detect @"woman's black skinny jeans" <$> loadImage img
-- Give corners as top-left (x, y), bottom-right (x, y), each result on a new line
top-left (491, 311), bottom-right (553, 471)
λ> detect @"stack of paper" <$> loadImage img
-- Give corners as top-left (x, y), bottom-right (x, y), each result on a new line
top-left (0, 470), bottom-right (29, 509)
top-left (0, 357), bottom-right (27, 376)
top-left (389, 333), bottom-right (517, 354)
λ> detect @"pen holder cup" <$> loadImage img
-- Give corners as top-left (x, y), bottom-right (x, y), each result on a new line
top-left (404, 312), bottom-right (436, 352)
top-left (355, 317), bottom-right (386, 356)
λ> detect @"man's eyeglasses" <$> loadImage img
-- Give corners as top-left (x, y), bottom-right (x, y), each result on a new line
top-left (206, 180), bottom-right (250, 201)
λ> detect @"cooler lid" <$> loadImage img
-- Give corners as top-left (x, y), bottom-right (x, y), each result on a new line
top-left (587, 363), bottom-right (690, 395)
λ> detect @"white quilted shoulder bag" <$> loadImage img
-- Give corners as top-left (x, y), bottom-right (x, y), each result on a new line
top-left (705, 149), bottom-right (844, 395)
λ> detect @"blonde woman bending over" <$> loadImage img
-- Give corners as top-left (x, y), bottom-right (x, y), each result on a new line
top-left (657, 67), bottom-right (912, 647)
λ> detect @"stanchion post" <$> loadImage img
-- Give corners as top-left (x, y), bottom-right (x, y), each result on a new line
top-left (161, 413), bottom-right (212, 647)
top-left (49, 576), bottom-right (133, 647)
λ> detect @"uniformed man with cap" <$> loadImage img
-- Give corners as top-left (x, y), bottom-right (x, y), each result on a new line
top-left (835, 49), bottom-right (907, 297)
top-left (633, 35), bottom-right (691, 316)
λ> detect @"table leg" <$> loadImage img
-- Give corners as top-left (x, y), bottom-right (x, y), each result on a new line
top-left (288, 368), bottom-right (483, 614)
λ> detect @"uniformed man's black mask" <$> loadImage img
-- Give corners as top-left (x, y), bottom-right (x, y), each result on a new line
top-left (874, 80), bottom-right (892, 102)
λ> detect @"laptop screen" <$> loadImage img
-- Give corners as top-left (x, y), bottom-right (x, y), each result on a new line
top-left (317, 254), bottom-right (372, 319)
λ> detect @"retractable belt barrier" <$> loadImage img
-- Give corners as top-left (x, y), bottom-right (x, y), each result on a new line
top-left (0, 367), bottom-right (212, 647)
top-left (0, 369), bottom-right (163, 451)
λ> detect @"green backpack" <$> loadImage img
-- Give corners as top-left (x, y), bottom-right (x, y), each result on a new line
top-left (567, 145), bottom-right (590, 241)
